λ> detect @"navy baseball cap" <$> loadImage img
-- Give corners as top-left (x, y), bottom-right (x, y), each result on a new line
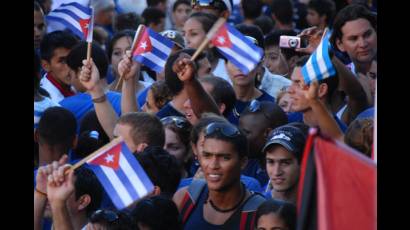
top-left (262, 125), bottom-right (306, 161)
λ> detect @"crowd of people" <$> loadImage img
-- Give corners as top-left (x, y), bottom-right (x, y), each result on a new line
top-left (34, 0), bottom-right (377, 229)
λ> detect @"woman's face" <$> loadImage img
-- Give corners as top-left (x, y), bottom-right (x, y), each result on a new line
top-left (183, 18), bottom-right (206, 49)
top-left (257, 213), bottom-right (289, 230)
top-left (111, 36), bottom-right (132, 78)
top-left (173, 3), bottom-right (191, 29)
top-left (164, 127), bottom-right (187, 164)
top-left (142, 90), bottom-right (160, 114)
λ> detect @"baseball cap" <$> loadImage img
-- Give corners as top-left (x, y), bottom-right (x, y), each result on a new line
top-left (191, 0), bottom-right (233, 13)
top-left (160, 30), bottom-right (185, 49)
top-left (262, 125), bottom-right (306, 160)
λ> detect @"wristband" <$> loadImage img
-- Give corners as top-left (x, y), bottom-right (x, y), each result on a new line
top-left (35, 187), bottom-right (47, 197)
top-left (92, 94), bottom-right (107, 103)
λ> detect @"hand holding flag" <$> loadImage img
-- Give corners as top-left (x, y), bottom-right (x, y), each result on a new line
top-left (301, 28), bottom-right (336, 85)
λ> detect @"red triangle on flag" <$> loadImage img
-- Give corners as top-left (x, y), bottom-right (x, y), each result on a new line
top-left (211, 24), bottom-right (232, 48)
top-left (133, 28), bottom-right (153, 56)
top-left (88, 143), bottom-right (121, 170)
top-left (79, 18), bottom-right (91, 39)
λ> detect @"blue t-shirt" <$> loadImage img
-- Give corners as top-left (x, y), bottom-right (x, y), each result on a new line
top-left (227, 90), bottom-right (275, 125)
top-left (356, 107), bottom-right (374, 119)
top-left (178, 175), bottom-right (262, 193)
top-left (241, 158), bottom-right (269, 187)
top-left (156, 102), bottom-right (185, 119)
top-left (59, 91), bottom-right (122, 132)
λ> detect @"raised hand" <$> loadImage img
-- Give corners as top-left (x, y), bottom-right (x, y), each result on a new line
top-left (46, 164), bottom-right (75, 204)
top-left (296, 26), bottom-right (324, 54)
top-left (118, 50), bottom-right (140, 81)
top-left (172, 53), bottom-right (197, 82)
top-left (36, 155), bottom-right (69, 195)
top-left (79, 58), bottom-right (101, 92)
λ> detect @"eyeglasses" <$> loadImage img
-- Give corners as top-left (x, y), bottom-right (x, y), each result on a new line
top-left (247, 100), bottom-right (272, 121)
top-left (160, 116), bottom-right (190, 129)
top-left (204, 122), bottom-right (240, 138)
top-left (90, 209), bottom-right (119, 224)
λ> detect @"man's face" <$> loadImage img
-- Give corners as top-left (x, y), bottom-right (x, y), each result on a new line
top-left (265, 145), bottom-right (300, 192)
top-left (287, 67), bottom-right (310, 112)
top-left (113, 123), bottom-right (138, 153)
top-left (183, 17), bottom-right (207, 49)
top-left (164, 127), bottom-right (187, 164)
top-left (200, 138), bottom-right (244, 191)
top-left (239, 114), bottom-right (268, 156)
top-left (173, 3), bottom-right (191, 29)
top-left (96, 7), bottom-right (115, 25)
top-left (34, 10), bottom-right (46, 49)
top-left (257, 213), bottom-right (289, 230)
top-left (264, 45), bottom-right (289, 76)
top-left (111, 36), bottom-right (132, 78)
top-left (337, 18), bottom-right (377, 64)
top-left (278, 92), bottom-right (293, 113)
top-left (44, 48), bottom-right (72, 86)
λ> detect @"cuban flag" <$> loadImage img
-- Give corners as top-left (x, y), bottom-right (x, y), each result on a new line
top-left (301, 30), bottom-right (336, 85)
top-left (87, 141), bottom-right (154, 209)
top-left (46, 2), bottom-right (94, 42)
top-left (210, 23), bottom-right (263, 75)
top-left (132, 27), bottom-right (174, 73)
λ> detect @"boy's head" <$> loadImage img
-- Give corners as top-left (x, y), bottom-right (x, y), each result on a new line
top-left (40, 31), bottom-right (79, 87)
top-left (191, 0), bottom-right (233, 18)
top-left (306, 0), bottom-right (336, 28)
top-left (142, 7), bottom-right (166, 33)
top-left (34, 1), bottom-right (46, 49)
top-left (66, 41), bottom-right (109, 92)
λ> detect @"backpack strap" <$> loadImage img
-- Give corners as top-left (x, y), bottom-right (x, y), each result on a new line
top-left (179, 179), bottom-right (207, 224)
top-left (239, 193), bottom-right (266, 230)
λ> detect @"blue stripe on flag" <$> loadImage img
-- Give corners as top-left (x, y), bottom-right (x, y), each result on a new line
top-left (301, 64), bottom-right (311, 85)
top-left (310, 52), bottom-right (323, 81)
top-left (60, 2), bottom-right (92, 14)
top-left (52, 9), bottom-right (82, 21)
top-left (134, 55), bottom-right (163, 73)
top-left (147, 28), bottom-right (174, 49)
top-left (121, 143), bottom-right (154, 192)
top-left (88, 165), bottom-right (126, 209)
top-left (115, 165), bottom-right (140, 200)
top-left (230, 44), bottom-right (261, 66)
top-left (217, 48), bottom-right (252, 74)
top-left (322, 37), bottom-right (336, 76)
top-left (151, 47), bottom-right (169, 61)
top-left (226, 24), bottom-right (257, 50)
top-left (34, 110), bottom-right (43, 117)
top-left (46, 16), bottom-right (83, 38)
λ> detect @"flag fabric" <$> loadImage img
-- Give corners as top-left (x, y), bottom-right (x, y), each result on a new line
top-left (297, 129), bottom-right (377, 230)
top-left (132, 27), bottom-right (174, 73)
top-left (210, 23), bottom-right (263, 75)
top-left (301, 30), bottom-right (336, 85)
top-left (46, 2), bottom-right (93, 41)
top-left (87, 141), bottom-right (154, 210)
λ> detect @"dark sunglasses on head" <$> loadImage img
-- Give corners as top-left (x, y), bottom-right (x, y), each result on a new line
top-left (90, 209), bottom-right (119, 224)
top-left (160, 116), bottom-right (190, 129)
top-left (247, 100), bottom-right (272, 121)
top-left (204, 122), bottom-right (240, 138)
top-left (191, 0), bottom-right (226, 10)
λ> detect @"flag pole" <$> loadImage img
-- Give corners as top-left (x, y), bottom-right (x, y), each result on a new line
top-left (190, 17), bottom-right (227, 62)
top-left (115, 24), bottom-right (146, 91)
top-left (86, 7), bottom-right (94, 62)
top-left (70, 136), bottom-right (124, 171)
top-left (87, 42), bottom-right (92, 61)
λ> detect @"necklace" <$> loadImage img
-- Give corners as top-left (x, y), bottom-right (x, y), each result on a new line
top-left (207, 184), bottom-right (246, 213)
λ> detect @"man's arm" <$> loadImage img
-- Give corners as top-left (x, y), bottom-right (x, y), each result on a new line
top-left (119, 51), bottom-right (141, 114)
top-left (306, 81), bottom-right (344, 142)
top-left (80, 59), bottom-right (118, 139)
top-left (173, 55), bottom-right (220, 117)
top-left (332, 56), bottom-right (370, 125)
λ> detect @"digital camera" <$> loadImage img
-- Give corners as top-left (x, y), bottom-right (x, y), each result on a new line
top-left (279, 36), bottom-right (304, 49)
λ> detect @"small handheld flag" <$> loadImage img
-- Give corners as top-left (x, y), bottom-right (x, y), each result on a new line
top-left (46, 2), bottom-right (93, 41)
top-left (301, 29), bottom-right (336, 85)
top-left (86, 139), bottom-right (154, 209)
top-left (132, 27), bottom-right (174, 73)
top-left (210, 23), bottom-right (263, 75)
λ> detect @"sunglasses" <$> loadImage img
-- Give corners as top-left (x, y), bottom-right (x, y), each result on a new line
top-left (90, 209), bottom-right (119, 224)
top-left (247, 100), bottom-right (272, 121)
top-left (160, 116), bottom-right (190, 129)
top-left (204, 122), bottom-right (240, 138)
top-left (191, 0), bottom-right (226, 10)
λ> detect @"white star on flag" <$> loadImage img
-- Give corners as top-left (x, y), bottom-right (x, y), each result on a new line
top-left (105, 154), bottom-right (114, 163)
top-left (84, 23), bottom-right (89, 29)
top-left (140, 42), bottom-right (147, 49)
top-left (217, 36), bottom-right (225, 44)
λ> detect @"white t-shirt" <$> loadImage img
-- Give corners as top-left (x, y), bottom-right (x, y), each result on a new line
top-left (40, 75), bottom-right (66, 104)
top-left (259, 67), bottom-right (291, 98)
top-left (212, 58), bottom-right (233, 85)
